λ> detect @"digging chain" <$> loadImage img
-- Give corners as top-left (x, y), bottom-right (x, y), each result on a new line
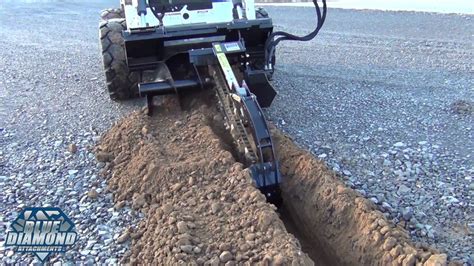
top-left (210, 65), bottom-right (257, 164)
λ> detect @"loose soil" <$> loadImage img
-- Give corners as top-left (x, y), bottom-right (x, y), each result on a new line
top-left (96, 95), bottom-right (312, 265)
top-left (96, 93), bottom-right (454, 265)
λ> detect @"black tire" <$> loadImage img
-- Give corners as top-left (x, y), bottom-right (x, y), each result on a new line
top-left (100, 8), bottom-right (124, 21)
top-left (256, 7), bottom-right (269, 19)
top-left (99, 18), bottom-right (139, 101)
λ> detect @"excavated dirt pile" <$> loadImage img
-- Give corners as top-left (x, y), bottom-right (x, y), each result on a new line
top-left (96, 94), bottom-right (452, 265)
top-left (96, 97), bottom-right (312, 265)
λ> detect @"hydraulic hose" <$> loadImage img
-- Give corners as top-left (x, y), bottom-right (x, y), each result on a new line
top-left (264, 0), bottom-right (327, 69)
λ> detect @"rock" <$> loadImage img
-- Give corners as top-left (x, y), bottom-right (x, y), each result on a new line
top-left (208, 256), bottom-right (220, 266)
top-left (177, 221), bottom-right (188, 234)
top-left (180, 245), bottom-right (193, 254)
top-left (390, 245), bottom-right (402, 257)
top-left (176, 233), bottom-right (192, 245)
top-left (87, 189), bottom-right (99, 200)
top-left (427, 231), bottom-right (435, 239)
top-left (211, 202), bottom-right (221, 214)
top-left (219, 243), bottom-right (231, 251)
top-left (380, 226), bottom-right (390, 235)
top-left (219, 251), bottom-right (233, 263)
top-left (403, 254), bottom-right (416, 265)
top-left (372, 231), bottom-right (382, 244)
top-left (443, 196), bottom-right (459, 204)
top-left (383, 237), bottom-right (397, 251)
top-left (393, 142), bottom-right (406, 148)
top-left (370, 197), bottom-right (379, 204)
top-left (245, 233), bottom-right (256, 241)
top-left (193, 246), bottom-right (201, 254)
top-left (273, 254), bottom-right (286, 265)
top-left (257, 211), bottom-right (274, 231)
top-left (467, 223), bottom-right (474, 231)
top-left (54, 140), bottom-right (63, 147)
top-left (131, 194), bottom-right (146, 209)
top-left (80, 250), bottom-right (90, 256)
top-left (415, 223), bottom-right (425, 230)
top-left (397, 184), bottom-right (411, 194)
top-left (402, 207), bottom-right (413, 220)
top-left (424, 254), bottom-right (447, 266)
top-left (68, 143), bottom-right (78, 153)
top-left (68, 170), bottom-right (79, 175)
top-left (393, 170), bottom-right (403, 177)
top-left (114, 201), bottom-right (126, 210)
top-left (96, 152), bottom-right (113, 162)
top-left (116, 231), bottom-right (130, 244)
top-left (381, 202), bottom-right (392, 211)
top-left (162, 203), bottom-right (173, 214)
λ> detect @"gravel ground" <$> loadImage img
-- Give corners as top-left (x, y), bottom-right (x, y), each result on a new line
top-left (0, 0), bottom-right (144, 264)
top-left (265, 6), bottom-right (473, 263)
top-left (0, 0), bottom-right (472, 264)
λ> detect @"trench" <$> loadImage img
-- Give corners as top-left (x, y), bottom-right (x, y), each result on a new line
top-left (200, 100), bottom-right (333, 264)
top-left (277, 204), bottom-right (332, 265)
top-left (204, 110), bottom-right (435, 265)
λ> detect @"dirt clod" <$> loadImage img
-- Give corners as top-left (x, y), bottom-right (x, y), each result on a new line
top-left (87, 188), bottom-right (98, 200)
top-left (68, 143), bottom-right (77, 153)
top-left (177, 221), bottom-right (188, 234)
top-left (116, 230), bottom-right (130, 244)
top-left (383, 237), bottom-right (397, 251)
top-left (96, 151), bottom-right (113, 162)
top-left (425, 254), bottom-right (448, 266)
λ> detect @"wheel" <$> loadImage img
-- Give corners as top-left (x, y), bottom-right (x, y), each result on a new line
top-left (99, 18), bottom-right (140, 101)
top-left (256, 7), bottom-right (269, 19)
top-left (100, 8), bottom-right (124, 21)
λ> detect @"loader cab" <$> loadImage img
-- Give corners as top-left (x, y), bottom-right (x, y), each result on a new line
top-left (123, 0), bottom-right (256, 30)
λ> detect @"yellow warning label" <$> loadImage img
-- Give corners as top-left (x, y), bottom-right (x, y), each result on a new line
top-left (214, 43), bottom-right (239, 91)
top-left (214, 44), bottom-right (222, 53)
top-left (217, 53), bottom-right (231, 72)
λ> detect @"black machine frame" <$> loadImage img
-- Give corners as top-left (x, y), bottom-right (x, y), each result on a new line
top-left (124, 18), bottom-right (277, 110)
top-left (123, 19), bottom-right (273, 70)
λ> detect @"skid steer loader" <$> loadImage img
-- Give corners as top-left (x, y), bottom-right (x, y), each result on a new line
top-left (98, 0), bottom-right (326, 203)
